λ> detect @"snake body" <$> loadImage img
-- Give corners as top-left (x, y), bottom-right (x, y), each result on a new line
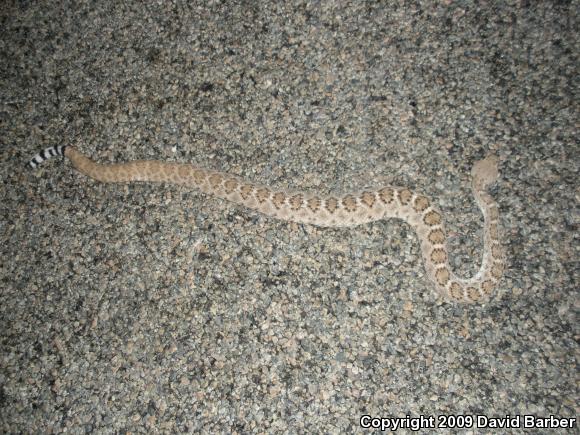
top-left (29, 145), bottom-right (504, 303)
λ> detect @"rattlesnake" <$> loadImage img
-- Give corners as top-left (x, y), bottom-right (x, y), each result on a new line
top-left (29, 145), bottom-right (504, 303)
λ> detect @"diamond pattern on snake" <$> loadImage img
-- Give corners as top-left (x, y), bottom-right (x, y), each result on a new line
top-left (29, 145), bottom-right (504, 303)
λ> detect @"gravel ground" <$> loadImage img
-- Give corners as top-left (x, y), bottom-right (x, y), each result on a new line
top-left (1, 1), bottom-right (578, 433)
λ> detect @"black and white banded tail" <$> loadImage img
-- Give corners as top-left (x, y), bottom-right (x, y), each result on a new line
top-left (28, 145), bottom-right (68, 169)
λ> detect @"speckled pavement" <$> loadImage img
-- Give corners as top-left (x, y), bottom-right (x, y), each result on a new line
top-left (1, 1), bottom-right (578, 433)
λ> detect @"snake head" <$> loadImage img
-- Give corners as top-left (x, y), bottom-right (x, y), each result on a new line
top-left (472, 154), bottom-right (499, 189)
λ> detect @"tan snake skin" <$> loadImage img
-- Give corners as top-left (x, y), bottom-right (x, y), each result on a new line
top-left (29, 145), bottom-right (504, 303)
